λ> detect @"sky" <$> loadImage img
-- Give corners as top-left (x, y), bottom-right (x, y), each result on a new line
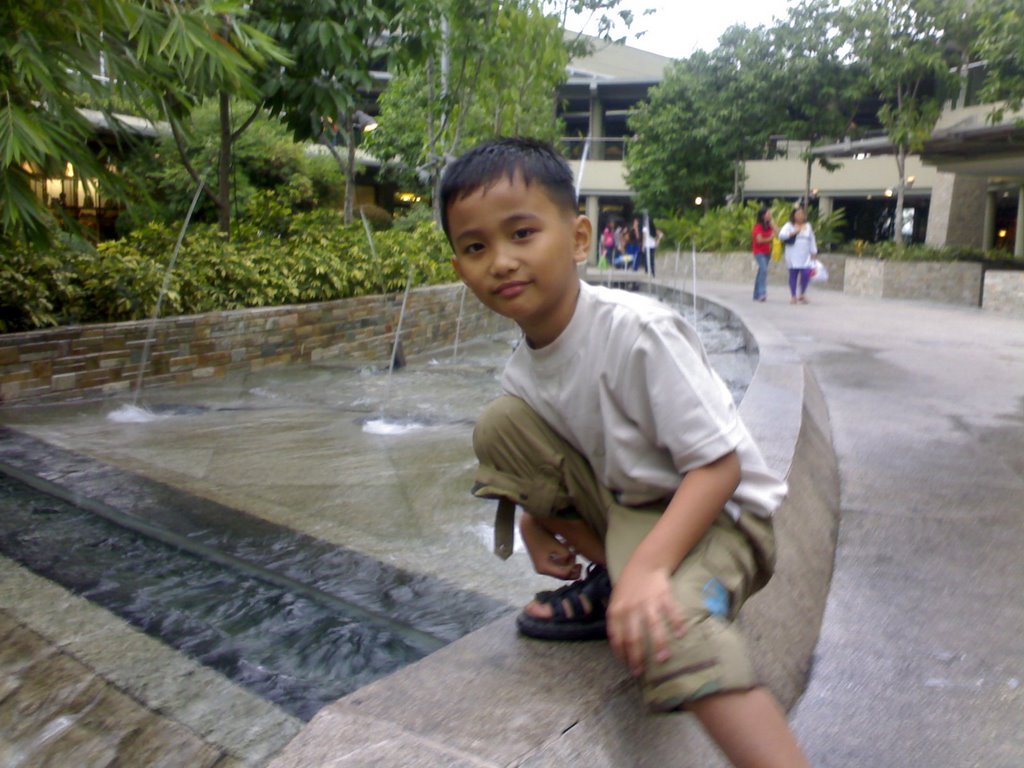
top-left (564, 0), bottom-right (795, 60)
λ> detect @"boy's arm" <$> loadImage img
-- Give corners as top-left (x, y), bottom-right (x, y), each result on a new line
top-left (606, 450), bottom-right (741, 677)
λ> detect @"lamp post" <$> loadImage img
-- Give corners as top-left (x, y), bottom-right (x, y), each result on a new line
top-left (343, 110), bottom-right (378, 224)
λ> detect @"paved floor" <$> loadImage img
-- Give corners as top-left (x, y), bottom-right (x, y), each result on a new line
top-left (702, 281), bottom-right (1024, 768)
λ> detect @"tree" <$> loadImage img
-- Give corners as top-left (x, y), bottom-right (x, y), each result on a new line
top-left (154, 6), bottom-right (289, 237)
top-left (773, 0), bottom-right (871, 206)
top-left (624, 25), bottom-right (784, 216)
top-left (841, 0), bottom-right (958, 243)
top-left (0, 0), bottom-right (283, 245)
top-left (624, 55), bottom-right (734, 216)
top-left (972, 0), bottom-right (1024, 118)
top-left (547, 0), bottom-right (652, 48)
top-left (364, 0), bottom-right (569, 204)
top-left (254, 0), bottom-right (412, 223)
top-left (697, 24), bottom-right (787, 203)
top-left (116, 100), bottom-right (340, 231)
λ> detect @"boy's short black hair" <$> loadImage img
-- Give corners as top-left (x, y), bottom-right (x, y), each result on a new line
top-left (439, 137), bottom-right (577, 242)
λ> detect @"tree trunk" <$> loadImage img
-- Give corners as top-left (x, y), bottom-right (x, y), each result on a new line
top-left (804, 154), bottom-right (814, 209)
top-left (217, 90), bottom-right (232, 236)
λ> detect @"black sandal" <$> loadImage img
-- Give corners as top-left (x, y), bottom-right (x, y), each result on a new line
top-left (516, 563), bottom-right (611, 641)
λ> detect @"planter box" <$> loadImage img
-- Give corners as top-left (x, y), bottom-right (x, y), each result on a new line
top-left (843, 256), bottom-right (983, 307)
top-left (0, 285), bottom-right (505, 405)
top-left (983, 270), bottom-right (1024, 317)
top-left (656, 250), bottom-right (842, 291)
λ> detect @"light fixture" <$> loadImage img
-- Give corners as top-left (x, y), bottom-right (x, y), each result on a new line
top-left (354, 110), bottom-right (378, 133)
top-left (694, 196), bottom-right (703, 206)
top-left (906, 176), bottom-right (915, 186)
top-left (998, 229), bottom-right (1008, 238)
top-left (64, 162), bottom-right (75, 178)
top-left (884, 188), bottom-right (893, 197)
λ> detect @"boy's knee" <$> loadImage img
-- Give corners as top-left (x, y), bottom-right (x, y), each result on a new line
top-left (472, 396), bottom-right (535, 460)
top-left (643, 614), bottom-right (759, 713)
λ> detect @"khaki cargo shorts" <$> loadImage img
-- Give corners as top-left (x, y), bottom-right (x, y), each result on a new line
top-left (471, 395), bottom-right (776, 710)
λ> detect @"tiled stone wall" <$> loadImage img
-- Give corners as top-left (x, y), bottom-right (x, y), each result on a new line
top-left (881, 260), bottom-right (984, 305)
top-left (843, 257), bottom-right (985, 306)
top-left (655, 250), bottom-right (843, 291)
top-left (0, 285), bottom-right (500, 404)
top-left (983, 270), bottom-right (1024, 317)
top-left (843, 256), bottom-right (886, 298)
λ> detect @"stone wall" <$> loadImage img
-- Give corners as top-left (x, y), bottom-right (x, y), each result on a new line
top-left (657, 250), bottom-right (1019, 311)
top-left (925, 172), bottom-right (989, 249)
top-left (654, 249), bottom-right (843, 291)
top-left (844, 256), bottom-right (984, 306)
top-left (0, 285), bottom-right (499, 404)
top-left (983, 270), bottom-right (1024, 317)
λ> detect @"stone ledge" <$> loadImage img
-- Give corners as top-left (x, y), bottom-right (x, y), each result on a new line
top-left (268, 279), bottom-right (841, 768)
top-left (982, 270), bottom-right (1024, 317)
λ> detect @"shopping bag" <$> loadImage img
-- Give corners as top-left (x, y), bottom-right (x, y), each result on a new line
top-left (810, 258), bottom-right (828, 283)
top-left (771, 238), bottom-right (782, 262)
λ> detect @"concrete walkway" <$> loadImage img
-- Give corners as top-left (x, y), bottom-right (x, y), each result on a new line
top-left (701, 281), bottom-right (1024, 768)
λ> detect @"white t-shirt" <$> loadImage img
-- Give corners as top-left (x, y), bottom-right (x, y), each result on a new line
top-left (778, 222), bottom-right (817, 269)
top-left (501, 282), bottom-right (787, 519)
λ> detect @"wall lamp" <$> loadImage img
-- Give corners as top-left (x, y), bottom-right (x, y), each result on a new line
top-left (354, 110), bottom-right (378, 133)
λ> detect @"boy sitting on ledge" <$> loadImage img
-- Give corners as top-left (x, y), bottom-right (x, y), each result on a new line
top-left (439, 137), bottom-right (809, 768)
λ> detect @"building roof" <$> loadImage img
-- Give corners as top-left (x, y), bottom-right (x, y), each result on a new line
top-left (563, 31), bottom-right (672, 83)
top-left (921, 103), bottom-right (1024, 179)
top-left (79, 108), bottom-right (166, 139)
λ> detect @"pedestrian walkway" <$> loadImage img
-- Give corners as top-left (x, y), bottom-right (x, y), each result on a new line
top-left (701, 281), bottom-right (1024, 768)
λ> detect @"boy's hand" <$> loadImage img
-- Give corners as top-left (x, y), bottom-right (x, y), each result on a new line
top-left (520, 511), bottom-right (582, 580)
top-left (607, 563), bottom-right (687, 677)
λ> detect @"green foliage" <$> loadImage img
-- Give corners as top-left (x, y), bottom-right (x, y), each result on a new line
top-left (0, 0), bottom-right (287, 245)
top-left (657, 200), bottom-right (846, 253)
top-left (356, 204), bottom-right (394, 231)
top-left (1, 195), bottom-right (455, 333)
top-left (974, 0), bottom-right (1024, 117)
top-left (857, 242), bottom-right (1016, 264)
top-left (625, 56), bottom-right (735, 216)
top-left (255, 0), bottom-right (410, 143)
top-left (365, 0), bottom-right (569, 194)
top-left (392, 202), bottom-right (439, 233)
top-left (117, 102), bottom-right (344, 228)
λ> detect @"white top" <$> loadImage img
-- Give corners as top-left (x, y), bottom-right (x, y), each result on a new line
top-left (642, 224), bottom-right (658, 250)
top-left (778, 221), bottom-right (817, 268)
top-left (501, 282), bottom-right (787, 519)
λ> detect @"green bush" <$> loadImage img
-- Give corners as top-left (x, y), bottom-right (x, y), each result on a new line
top-left (658, 200), bottom-right (846, 253)
top-left (115, 101), bottom-right (349, 229)
top-left (1, 197), bottom-right (456, 333)
top-left (855, 241), bottom-right (1019, 265)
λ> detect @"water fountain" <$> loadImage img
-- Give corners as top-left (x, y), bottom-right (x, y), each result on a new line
top-left (126, 181), bottom-right (206, 418)
top-left (0, 278), bottom-right (754, 764)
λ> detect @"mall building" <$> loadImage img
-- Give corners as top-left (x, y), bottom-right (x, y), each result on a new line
top-left (563, 37), bottom-right (1024, 258)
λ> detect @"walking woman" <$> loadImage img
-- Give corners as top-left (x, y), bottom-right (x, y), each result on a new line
top-left (777, 206), bottom-right (818, 304)
top-left (751, 206), bottom-right (774, 301)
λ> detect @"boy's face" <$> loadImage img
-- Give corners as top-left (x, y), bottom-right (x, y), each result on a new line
top-left (447, 173), bottom-right (591, 348)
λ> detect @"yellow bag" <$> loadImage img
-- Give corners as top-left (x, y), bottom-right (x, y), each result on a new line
top-left (771, 237), bottom-right (782, 262)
